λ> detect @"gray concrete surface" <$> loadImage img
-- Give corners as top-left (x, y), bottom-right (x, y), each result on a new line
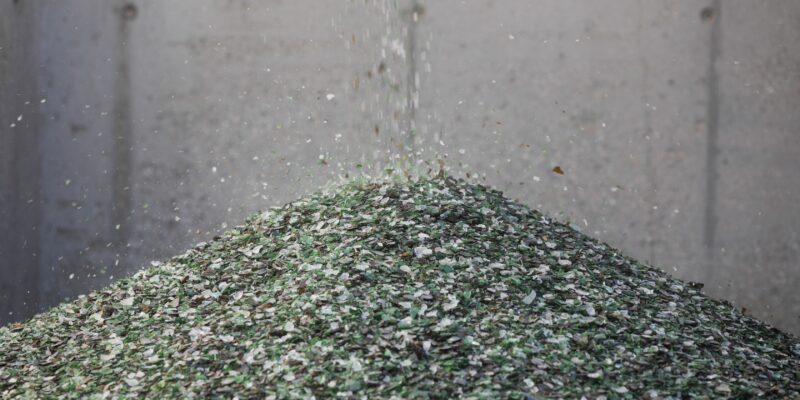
top-left (1, 0), bottom-right (798, 335)
top-left (0, 1), bottom-right (40, 323)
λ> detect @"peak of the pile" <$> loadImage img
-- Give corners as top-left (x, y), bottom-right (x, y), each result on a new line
top-left (2, 175), bottom-right (799, 399)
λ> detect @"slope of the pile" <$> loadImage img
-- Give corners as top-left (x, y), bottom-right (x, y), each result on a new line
top-left (1, 177), bottom-right (798, 399)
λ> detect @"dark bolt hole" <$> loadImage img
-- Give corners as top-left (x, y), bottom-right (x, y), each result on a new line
top-left (700, 7), bottom-right (715, 22)
top-left (412, 3), bottom-right (426, 18)
top-left (403, 3), bottom-right (425, 22)
top-left (121, 2), bottom-right (137, 21)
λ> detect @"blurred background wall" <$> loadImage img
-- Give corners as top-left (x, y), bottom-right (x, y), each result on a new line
top-left (1, 0), bottom-right (798, 335)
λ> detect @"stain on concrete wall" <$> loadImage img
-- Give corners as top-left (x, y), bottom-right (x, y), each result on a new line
top-left (1, 0), bottom-right (798, 335)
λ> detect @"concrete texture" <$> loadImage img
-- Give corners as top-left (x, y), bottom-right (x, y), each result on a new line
top-left (0, 1), bottom-right (40, 322)
top-left (1, 0), bottom-right (798, 335)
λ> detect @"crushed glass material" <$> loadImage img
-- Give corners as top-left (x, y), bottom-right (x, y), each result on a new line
top-left (2, 176), bottom-right (798, 399)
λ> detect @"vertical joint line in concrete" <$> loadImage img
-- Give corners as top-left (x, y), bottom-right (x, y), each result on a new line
top-left (703, 0), bottom-right (722, 266)
top-left (637, 0), bottom-right (657, 265)
top-left (4, 6), bottom-right (43, 315)
top-left (111, 2), bottom-right (134, 263)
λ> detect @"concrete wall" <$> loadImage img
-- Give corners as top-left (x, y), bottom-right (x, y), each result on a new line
top-left (0, 0), bottom-right (40, 322)
top-left (1, 0), bottom-right (798, 335)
